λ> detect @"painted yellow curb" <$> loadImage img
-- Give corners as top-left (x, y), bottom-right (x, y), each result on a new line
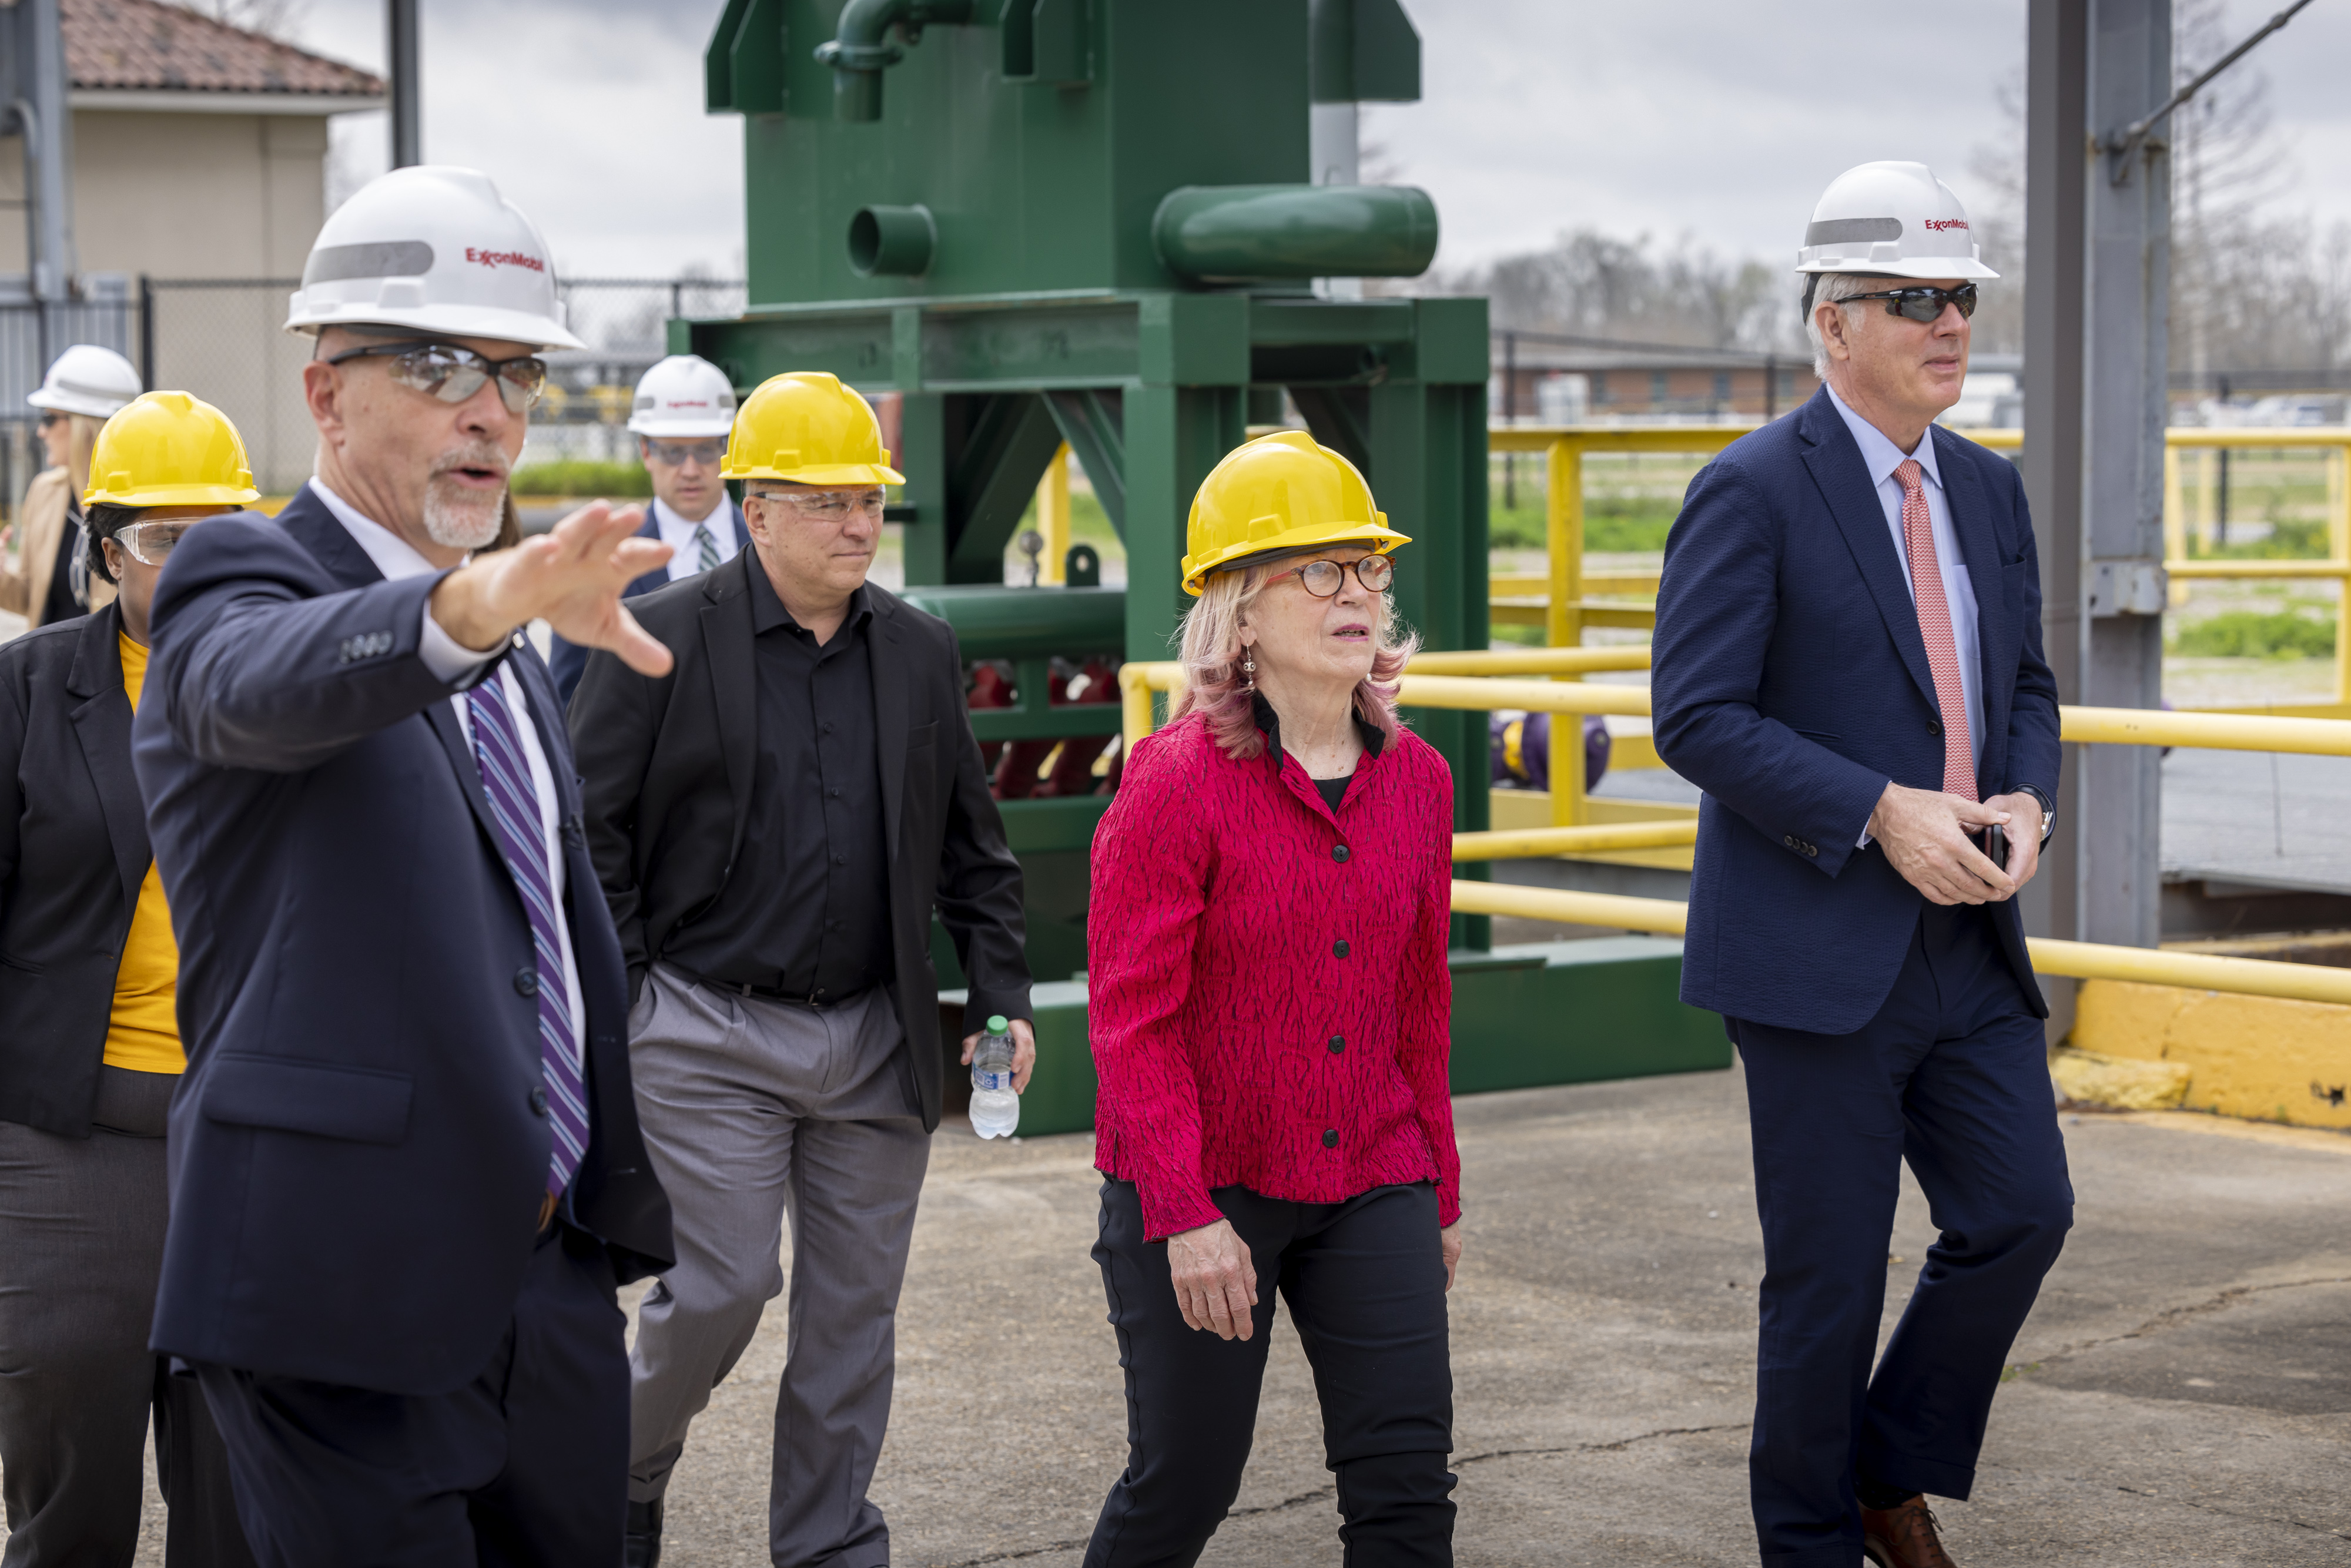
top-left (2070, 979), bottom-right (2351, 1131)
top-left (2049, 1046), bottom-right (2191, 1110)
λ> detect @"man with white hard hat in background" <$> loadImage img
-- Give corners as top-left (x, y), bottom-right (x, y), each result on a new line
top-left (133, 164), bottom-right (675, 1566)
top-left (550, 353), bottom-right (748, 705)
top-left (1652, 160), bottom-right (2067, 1568)
top-left (0, 344), bottom-right (143, 626)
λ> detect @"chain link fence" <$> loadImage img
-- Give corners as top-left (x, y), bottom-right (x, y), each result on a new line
top-left (0, 274), bottom-right (751, 512)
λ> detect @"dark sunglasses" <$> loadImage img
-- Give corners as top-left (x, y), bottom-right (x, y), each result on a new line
top-left (325, 341), bottom-right (548, 413)
top-left (641, 437), bottom-right (726, 467)
top-left (1841, 284), bottom-right (1978, 324)
top-left (1278, 554), bottom-right (1394, 597)
top-left (36, 411), bottom-right (62, 430)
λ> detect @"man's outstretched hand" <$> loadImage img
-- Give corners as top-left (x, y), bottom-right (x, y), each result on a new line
top-left (429, 500), bottom-right (675, 676)
top-left (1867, 780), bottom-right (2033, 906)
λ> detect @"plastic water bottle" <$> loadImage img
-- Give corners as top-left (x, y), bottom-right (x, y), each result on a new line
top-left (970, 1014), bottom-right (1020, 1140)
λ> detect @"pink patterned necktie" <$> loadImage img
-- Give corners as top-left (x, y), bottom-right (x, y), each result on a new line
top-left (1893, 458), bottom-right (1976, 801)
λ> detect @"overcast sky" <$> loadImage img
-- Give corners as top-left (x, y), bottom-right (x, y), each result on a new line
top-left (277, 0), bottom-right (2351, 284)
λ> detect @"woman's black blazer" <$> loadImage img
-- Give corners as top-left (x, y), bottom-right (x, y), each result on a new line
top-left (0, 601), bottom-right (152, 1135)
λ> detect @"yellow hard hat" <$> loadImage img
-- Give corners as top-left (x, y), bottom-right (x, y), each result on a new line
top-left (721, 371), bottom-right (906, 487)
top-left (1181, 429), bottom-right (1409, 595)
top-left (82, 390), bottom-right (260, 508)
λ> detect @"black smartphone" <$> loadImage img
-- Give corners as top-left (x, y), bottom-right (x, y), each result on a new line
top-left (1977, 822), bottom-right (2010, 876)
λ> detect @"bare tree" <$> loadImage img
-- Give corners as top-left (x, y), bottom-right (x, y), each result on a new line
top-left (1444, 229), bottom-right (1801, 355)
top-left (171, 0), bottom-right (310, 39)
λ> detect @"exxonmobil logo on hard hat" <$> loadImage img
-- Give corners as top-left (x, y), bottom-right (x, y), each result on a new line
top-left (1923, 219), bottom-right (1970, 233)
top-left (668, 398), bottom-right (715, 408)
top-left (465, 246), bottom-right (546, 272)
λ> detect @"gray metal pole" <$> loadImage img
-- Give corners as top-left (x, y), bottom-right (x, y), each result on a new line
top-left (2077, 0), bottom-right (2171, 952)
top-left (388, 0), bottom-right (421, 169)
top-left (2021, 0), bottom-right (2089, 1033)
top-left (24, 0), bottom-right (73, 304)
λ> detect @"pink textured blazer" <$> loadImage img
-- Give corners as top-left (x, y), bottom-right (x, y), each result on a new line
top-left (1087, 709), bottom-right (1461, 1241)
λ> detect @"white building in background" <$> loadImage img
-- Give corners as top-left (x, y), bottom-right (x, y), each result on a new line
top-left (0, 0), bottom-right (381, 493)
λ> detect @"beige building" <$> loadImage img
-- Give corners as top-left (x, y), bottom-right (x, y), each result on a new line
top-left (0, 0), bottom-right (381, 491)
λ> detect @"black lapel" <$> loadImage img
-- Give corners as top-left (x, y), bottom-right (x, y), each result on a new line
top-left (868, 588), bottom-right (909, 860)
top-left (65, 604), bottom-right (149, 912)
top-left (1796, 391), bottom-right (1940, 715)
top-left (698, 552), bottom-right (759, 867)
top-left (274, 484), bottom-right (384, 591)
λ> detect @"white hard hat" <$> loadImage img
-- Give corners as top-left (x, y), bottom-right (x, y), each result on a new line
top-left (1795, 161), bottom-right (1998, 280)
top-left (285, 165), bottom-right (585, 351)
top-left (627, 354), bottom-right (736, 437)
top-left (29, 343), bottom-right (140, 418)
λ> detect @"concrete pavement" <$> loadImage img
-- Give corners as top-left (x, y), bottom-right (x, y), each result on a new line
top-left (50, 1068), bottom-right (2351, 1564)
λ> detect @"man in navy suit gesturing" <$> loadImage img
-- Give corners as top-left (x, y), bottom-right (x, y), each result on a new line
top-left (133, 166), bottom-right (675, 1566)
top-left (1653, 163), bottom-right (2068, 1568)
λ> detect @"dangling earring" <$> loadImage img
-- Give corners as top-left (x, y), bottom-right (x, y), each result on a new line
top-left (1241, 649), bottom-right (1256, 692)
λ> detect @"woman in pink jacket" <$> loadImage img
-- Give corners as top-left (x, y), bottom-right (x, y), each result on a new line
top-left (1082, 430), bottom-right (1463, 1566)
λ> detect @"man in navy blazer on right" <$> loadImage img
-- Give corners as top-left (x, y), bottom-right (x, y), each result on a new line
top-left (1653, 162), bottom-right (2068, 1568)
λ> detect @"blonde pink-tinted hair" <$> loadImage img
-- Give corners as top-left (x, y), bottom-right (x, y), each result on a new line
top-left (1167, 552), bottom-right (1418, 761)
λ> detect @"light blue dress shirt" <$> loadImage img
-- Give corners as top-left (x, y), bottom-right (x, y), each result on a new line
top-left (1823, 385), bottom-right (1983, 772)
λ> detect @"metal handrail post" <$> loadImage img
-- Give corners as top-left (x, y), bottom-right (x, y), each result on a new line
top-left (2335, 437), bottom-right (2350, 705)
top-left (1544, 436), bottom-right (1585, 827)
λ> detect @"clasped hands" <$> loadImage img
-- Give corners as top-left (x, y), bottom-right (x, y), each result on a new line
top-left (1867, 781), bottom-right (2045, 906)
top-left (1166, 1216), bottom-right (1462, 1341)
top-left (427, 500), bottom-right (677, 675)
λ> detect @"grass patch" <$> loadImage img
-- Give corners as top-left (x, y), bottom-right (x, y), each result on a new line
top-left (1489, 498), bottom-right (1679, 553)
top-left (2169, 609), bottom-right (2337, 659)
top-left (510, 459), bottom-right (653, 498)
top-left (2186, 516), bottom-right (2330, 561)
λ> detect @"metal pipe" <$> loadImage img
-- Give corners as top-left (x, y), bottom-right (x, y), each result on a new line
top-left (1405, 647), bottom-right (1650, 677)
top-left (2100, 0), bottom-right (2313, 185)
top-left (813, 0), bottom-right (977, 123)
top-left (1451, 821), bottom-right (1696, 862)
top-left (1446, 881), bottom-right (2351, 1008)
top-left (1153, 184), bottom-right (1439, 282)
top-left (387, 0), bottom-right (420, 167)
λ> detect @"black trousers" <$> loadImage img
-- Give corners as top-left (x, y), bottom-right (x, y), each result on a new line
top-left (0, 1066), bottom-right (250, 1568)
top-left (1084, 1180), bottom-right (1455, 1568)
top-left (195, 1221), bottom-right (628, 1568)
top-left (1733, 903), bottom-right (2074, 1568)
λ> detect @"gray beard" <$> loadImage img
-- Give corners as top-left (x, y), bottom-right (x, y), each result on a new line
top-left (421, 482), bottom-right (504, 551)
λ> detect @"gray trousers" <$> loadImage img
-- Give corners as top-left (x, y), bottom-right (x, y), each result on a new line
top-left (626, 965), bottom-right (930, 1568)
top-left (0, 1066), bottom-right (252, 1567)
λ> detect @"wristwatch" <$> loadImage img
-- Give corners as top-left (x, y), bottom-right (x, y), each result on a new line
top-left (2015, 785), bottom-right (2056, 843)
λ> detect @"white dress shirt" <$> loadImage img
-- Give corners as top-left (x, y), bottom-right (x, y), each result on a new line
top-left (1823, 386), bottom-right (1984, 771)
top-left (307, 479), bottom-right (587, 1070)
top-left (650, 495), bottom-right (741, 582)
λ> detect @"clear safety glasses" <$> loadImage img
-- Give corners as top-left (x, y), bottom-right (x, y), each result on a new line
top-left (326, 341), bottom-right (548, 413)
top-left (110, 520), bottom-right (198, 567)
top-left (751, 488), bottom-right (888, 526)
top-left (1840, 284), bottom-right (1978, 324)
top-left (1280, 554), bottom-right (1395, 598)
top-left (642, 437), bottom-right (727, 467)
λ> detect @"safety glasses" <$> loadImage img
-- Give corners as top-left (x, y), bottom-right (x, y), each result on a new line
top-left (111, 520), bottom-right (199, 567)
top-left (642, 437), bottom-right (727, 467)
top-left (749, 487), bottom-right (886, 525)
top-left (1280, 554), bottom-right (1394, 598)
top-left (1841, 284), bottom-right (1978, 324)
top-left (326, 341), bottom-right (548, 413)
top-left (35, 411), bottom-right (62, 430)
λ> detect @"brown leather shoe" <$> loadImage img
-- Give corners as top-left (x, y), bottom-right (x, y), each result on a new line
top-left (1861, 1495), bottom-right (1956, 1568)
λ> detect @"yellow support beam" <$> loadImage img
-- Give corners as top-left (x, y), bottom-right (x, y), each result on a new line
top-left (2058, 705), bottom-right (2351, 757)
top-left (2165, 559), bottom-right (2351, 579)
top-left (1452, 820), bottom-right (1698, 861)
top-left (1405, 646), bottom-right (1651, 677)
top-left (1036, 443), bottom-right (1070, 585)
top-left (1448, 881), bottom-right (2351, 1008)
top-left (1396, 673), bottom-right (1653, 718)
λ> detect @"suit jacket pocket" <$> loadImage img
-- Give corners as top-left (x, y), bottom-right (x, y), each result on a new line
top-left (201, 1053), bottom-right (413, 1145)
top-left (908, 720), bottom-right (938, 751)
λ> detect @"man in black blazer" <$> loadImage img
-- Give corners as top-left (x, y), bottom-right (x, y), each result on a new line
top-left (133, 165), bottom-right (677, 1566)
top-left (570, 370), bottom-right (1031, 1567)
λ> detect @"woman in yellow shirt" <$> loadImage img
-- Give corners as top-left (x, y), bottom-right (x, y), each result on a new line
top-left (0, 393), bottom-right (259, 1564)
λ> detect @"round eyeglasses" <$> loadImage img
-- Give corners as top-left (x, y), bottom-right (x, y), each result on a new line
top-left (1278, 554), bottom-right (1394, 597)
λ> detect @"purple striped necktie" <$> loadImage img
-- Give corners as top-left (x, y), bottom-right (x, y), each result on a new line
top-left (465, 679), bottom-right (588, 1198)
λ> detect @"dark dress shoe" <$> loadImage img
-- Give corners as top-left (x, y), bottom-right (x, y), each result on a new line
top-left (624, 1496), bottom-right (663, 1568)
top-left (1861, 1495), bottom-right (1956, 1568)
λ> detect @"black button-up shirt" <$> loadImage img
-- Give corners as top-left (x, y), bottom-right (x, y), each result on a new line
top-left (662, 565), bottom-right (892, 1001)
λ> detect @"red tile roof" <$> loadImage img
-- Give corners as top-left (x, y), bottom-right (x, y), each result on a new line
top-left (65, 0), bottom-right (383, 99)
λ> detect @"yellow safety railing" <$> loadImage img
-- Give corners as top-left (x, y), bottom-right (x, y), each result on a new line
top-left (1116, 657), bottom-right (2351, 1010)
top-left (1486, 423), bottom-right (2351, 835)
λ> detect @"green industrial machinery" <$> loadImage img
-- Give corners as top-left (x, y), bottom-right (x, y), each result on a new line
top-left (689, 1), bottom-right (1730, 1125)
